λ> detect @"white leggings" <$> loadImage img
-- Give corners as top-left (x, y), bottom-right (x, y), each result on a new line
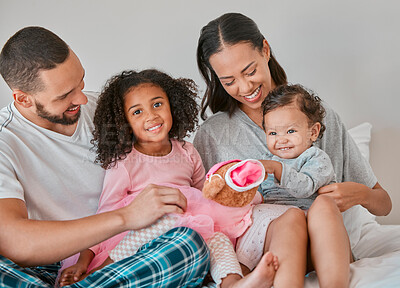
top-left (236, 204), bottom-right (293, 270)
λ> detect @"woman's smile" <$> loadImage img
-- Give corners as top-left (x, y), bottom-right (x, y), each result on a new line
top-left (243, 85), bottom-right (262, 102)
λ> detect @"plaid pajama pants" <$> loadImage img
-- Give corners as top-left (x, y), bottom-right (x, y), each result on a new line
top-left (0, 227), bottom-right (210, 288)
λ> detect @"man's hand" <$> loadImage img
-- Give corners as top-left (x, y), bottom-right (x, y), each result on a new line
top-left (119, 184), bottom-right (187, 231)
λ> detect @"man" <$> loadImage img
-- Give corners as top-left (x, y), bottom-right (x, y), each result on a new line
top-left (0, 26), bottom-right (209, 287)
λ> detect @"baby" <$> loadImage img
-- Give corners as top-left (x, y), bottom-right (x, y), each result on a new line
top-left (239, 83), bottom-right (352, 287)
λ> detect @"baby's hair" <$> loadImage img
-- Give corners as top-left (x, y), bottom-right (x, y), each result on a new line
top-left (261, 84), bottom-right (326, 139)
top-left (92, 69), bottom-right (200, 169)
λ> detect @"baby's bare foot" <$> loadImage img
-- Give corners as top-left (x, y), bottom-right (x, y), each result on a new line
top-left (249, 252), bottom-right (278, 287)
top-left (226, 252), bottom-right (278, 288)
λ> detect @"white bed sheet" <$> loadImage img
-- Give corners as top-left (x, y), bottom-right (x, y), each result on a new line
top-left (305, 221), bottom-right (400, 287)
top-left (305, 251), bottom-right (400, 287)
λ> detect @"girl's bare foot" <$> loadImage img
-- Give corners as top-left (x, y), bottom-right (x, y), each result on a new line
top-left (59, 272), bottom-right (90, 287)
top-left (59, 271), bottom-right (77, 287)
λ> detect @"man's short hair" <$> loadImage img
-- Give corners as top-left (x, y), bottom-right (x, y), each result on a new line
top-left (0, 26), bottom-right (70, 93)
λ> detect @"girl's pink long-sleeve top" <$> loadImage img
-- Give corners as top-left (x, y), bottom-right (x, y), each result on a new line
top-left (61, 140), bottom-right (260, 272)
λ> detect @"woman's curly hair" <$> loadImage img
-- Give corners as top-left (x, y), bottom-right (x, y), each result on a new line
top-left (261, 83), bottom-right (326, 139)
top-left (92, 69), bottom-right (200, 169)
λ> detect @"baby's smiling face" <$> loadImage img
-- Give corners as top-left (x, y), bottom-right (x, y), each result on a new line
top-left (263, 104), bottom-right (321, 159)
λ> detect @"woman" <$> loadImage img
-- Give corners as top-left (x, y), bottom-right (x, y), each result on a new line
top-left (194, 12), bottom-right (392, 288)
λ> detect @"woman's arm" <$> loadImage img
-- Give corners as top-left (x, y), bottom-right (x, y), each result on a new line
top-left (318, 104), bottom-right (392, 216)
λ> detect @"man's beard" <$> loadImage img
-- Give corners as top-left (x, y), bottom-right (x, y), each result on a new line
top-left (35, 100), bottom-right (80, 126)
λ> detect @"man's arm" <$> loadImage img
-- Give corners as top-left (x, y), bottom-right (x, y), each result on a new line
top-left (0, 198), bottom-right (126, 267)
top-left (0, 184), bottom-right (187, 267)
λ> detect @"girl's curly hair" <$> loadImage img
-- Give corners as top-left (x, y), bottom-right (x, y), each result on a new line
top-left (261, 83), bottom-right (326, 139)
top-left (92, 69), bottom-right (200, 169)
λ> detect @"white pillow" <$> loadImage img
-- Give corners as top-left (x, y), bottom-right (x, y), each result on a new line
top-left (344, 122), bottom-right (376, 250)
top-left (348, 122), bottom-right (372, 161)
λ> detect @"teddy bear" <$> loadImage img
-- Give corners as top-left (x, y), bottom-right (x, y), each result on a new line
top-left (203, 159), bottom-right (266, 207)
top-left (201, 159), bottom-right (266, 244)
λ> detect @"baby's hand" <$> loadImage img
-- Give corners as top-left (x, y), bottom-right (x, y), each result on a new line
top-left (58, 263), bottom-right (87, 287)
top-left (259, 160), bottom-right (283, 181)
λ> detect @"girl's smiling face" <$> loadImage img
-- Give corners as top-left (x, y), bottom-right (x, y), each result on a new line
top-left (124, 83), bottom-right (172, 154)
top-left (264, 104), bottom-right (321, 159)
top-left (209, 40), bottom-right (275, 118)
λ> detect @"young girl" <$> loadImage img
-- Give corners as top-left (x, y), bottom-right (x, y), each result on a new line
top-left (58, 69), bottom-right (279, 288)
top-left (237, 83), bottom-right (352, 286)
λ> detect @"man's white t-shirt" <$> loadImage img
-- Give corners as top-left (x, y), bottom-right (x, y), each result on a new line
top-left (0, 92), bottom-right (105, 220)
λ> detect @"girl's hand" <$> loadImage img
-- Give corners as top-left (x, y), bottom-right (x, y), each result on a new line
top-left (59, 263), bottom-right (87, 286)
top-left (120, 184), bottom-right (187, 231)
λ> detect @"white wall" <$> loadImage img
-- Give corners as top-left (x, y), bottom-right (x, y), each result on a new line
top-left (0, 0), bottom-right (399, 224)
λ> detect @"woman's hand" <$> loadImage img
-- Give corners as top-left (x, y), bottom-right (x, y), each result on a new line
top-left (317, 182), bottom-right (366, 212)
top-left (318, 181), bottom-right (392, 216)
top-left (118, 184), bottom-right (187, 231)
